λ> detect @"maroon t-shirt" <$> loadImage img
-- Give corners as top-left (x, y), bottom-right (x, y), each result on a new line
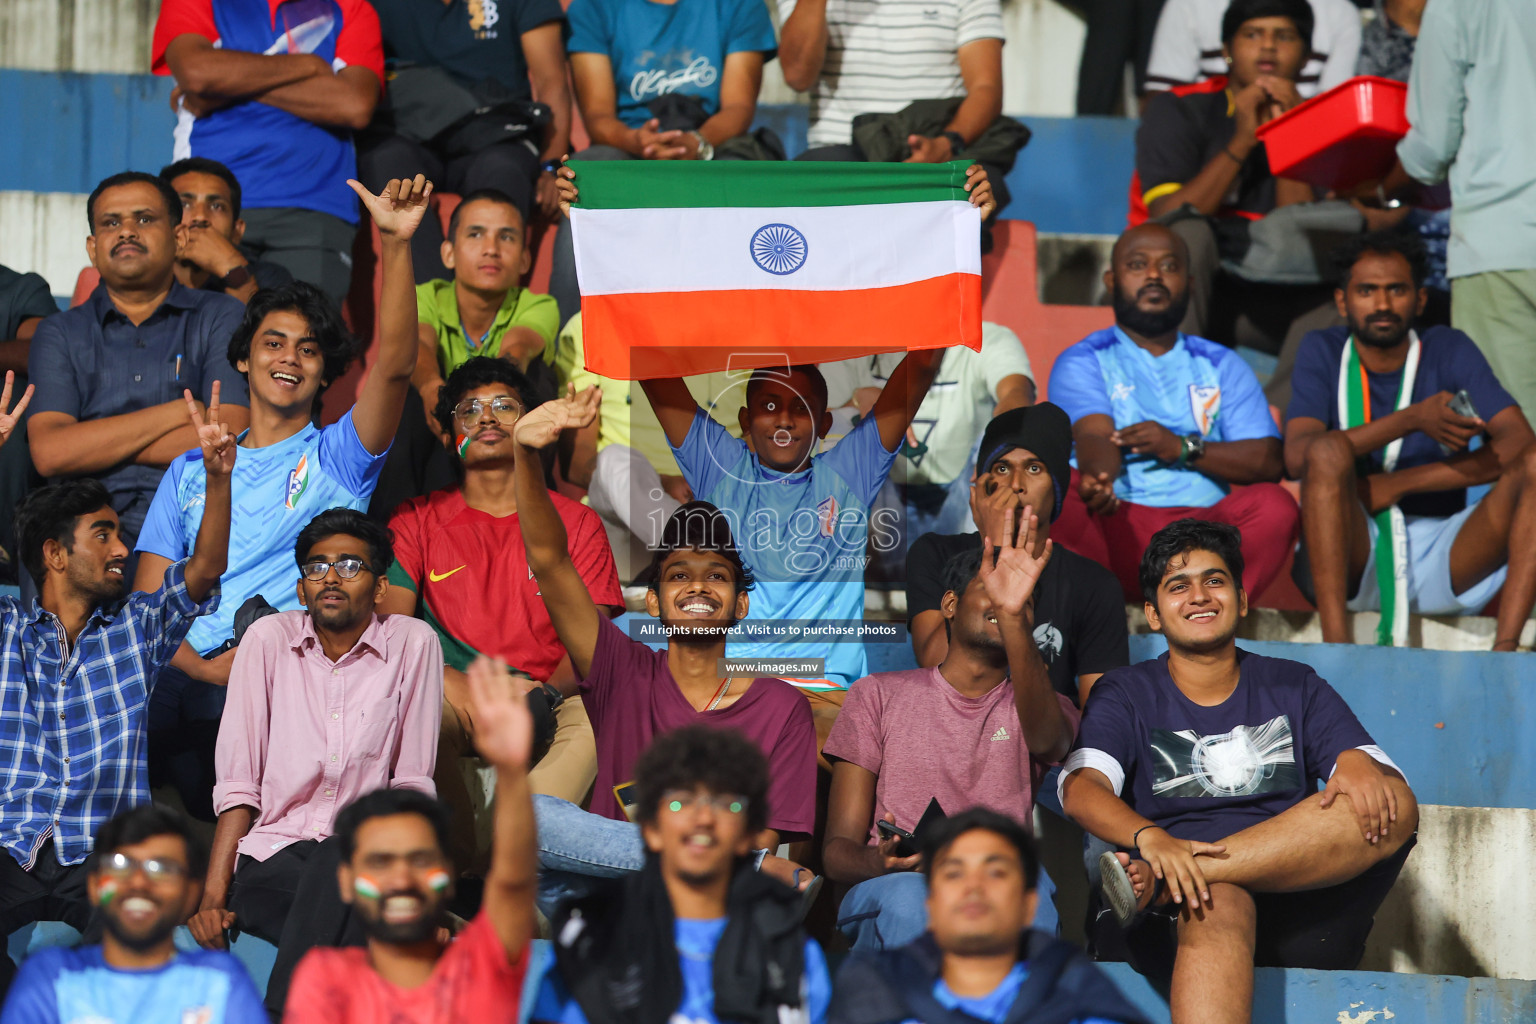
top-left (580, 616), bottom-right (818, 835)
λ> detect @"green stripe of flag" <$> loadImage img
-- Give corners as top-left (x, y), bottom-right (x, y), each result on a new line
top-left (568, 159), bottom-right (975, 210)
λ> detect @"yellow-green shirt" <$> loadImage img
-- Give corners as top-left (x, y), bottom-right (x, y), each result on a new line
top-left (416, 278), bottom-right (559, 376)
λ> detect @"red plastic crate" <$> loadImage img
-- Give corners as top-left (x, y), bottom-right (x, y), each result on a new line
top-left (1256, 75), bottom-right (1408, 192)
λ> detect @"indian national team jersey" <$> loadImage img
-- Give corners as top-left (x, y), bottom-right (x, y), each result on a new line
top-left (136, 412), bottom-right (387, 654)
top-left (0, 945), bottom-right (266, 1024)
top-left (1048, 327), bottom-right (1279, 508)
top-left (672, 410), bottom-right (896, 689)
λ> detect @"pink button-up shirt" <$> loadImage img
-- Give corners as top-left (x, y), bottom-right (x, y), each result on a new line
top-left (213, 610), bottom-right (443, 861)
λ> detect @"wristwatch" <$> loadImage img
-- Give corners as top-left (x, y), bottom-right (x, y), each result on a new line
top-left (1179, 433), bottom-right (1207, 464)
top-left (540, 160), bottom-right (560, 175)
top-left (217, 264), bottom-right (253, 291)
top-left (689, 130), bottom-right (715, 161)
top-left (941, 130), bottom-right (967, 158)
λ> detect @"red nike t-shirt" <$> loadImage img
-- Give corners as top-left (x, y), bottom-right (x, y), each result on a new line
top-left (284, 911), bottom-right (528, 1024)
top-left (389, 487), bottom-right (623, 679)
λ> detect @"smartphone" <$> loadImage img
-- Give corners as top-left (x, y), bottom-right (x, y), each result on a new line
top-left (1441, 389), bottom-right (1482, 456)
top-left (876, 819), bottom-right (918, 858)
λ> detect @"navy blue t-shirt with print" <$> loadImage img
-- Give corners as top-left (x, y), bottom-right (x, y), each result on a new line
top-left (1285, 325), bottom-right (1517, 518)
top-left (1067, 650), bottom-right (1378, 844)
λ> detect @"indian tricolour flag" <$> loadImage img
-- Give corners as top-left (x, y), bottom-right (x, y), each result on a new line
top-left (569, 161), bottom-right (983, 380)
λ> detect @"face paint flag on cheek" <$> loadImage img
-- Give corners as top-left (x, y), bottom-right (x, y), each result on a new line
top-left (427, 869), bottom-right (451, 893)
top-left (457, 434), bottom-right (472, 458)
top-left (354, 876), bottom-right (382, 901)
top-left (97, 878), bottom-right (119, 906)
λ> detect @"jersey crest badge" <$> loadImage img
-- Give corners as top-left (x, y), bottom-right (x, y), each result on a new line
top-left (285, 454), bottom-right (310, 510)
top-left (1188, 384), bottom-right (1221, 436)
top-left (816, 495), bottom-right (838, 537)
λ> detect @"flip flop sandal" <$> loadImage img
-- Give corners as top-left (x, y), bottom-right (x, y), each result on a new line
top-left (792, 867), bottom-right (824, 923)
top-left (1098, 851), bottom-right (1162, 928)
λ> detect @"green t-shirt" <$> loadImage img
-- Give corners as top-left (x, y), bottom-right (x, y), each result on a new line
top-left (416, 278), bottom-right (560, 376)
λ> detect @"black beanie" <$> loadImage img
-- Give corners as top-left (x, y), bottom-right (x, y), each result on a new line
top-left (976, 402), bottom-right (1074, 522)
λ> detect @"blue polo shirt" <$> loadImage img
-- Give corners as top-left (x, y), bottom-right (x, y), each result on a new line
top-left (28, 283), bottom-right (249, 542)
top-left (1048, 327), bottom-right (1279, 509)
top-left (0, 945), bottom-right (265, 1024)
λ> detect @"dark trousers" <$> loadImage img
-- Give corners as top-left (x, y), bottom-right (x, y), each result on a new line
top-left (228, 837), bottom-right (365, 1020)
top-left (1074, 0), bottom-right (1167, 114)
top-left (147, 663), bottom-right (227, 823)
top-left (357, 133), bottom-right (543, 284)
top-left (239, 208), bottom-right (357, 309)
top-left (0, 842), bottom-right (99, 996)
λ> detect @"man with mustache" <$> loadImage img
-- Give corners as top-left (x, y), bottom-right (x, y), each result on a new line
top-left (27, 171), bottom-right (250, 580)
top-left (188, 507), bottom-right (442, 1020)
top-left (1285, 232), bottom-right (1536, 648)
top-left (0, 806), bottom-right (265, 1024)
top-left (1049, 222), bottom-right (1297, 601)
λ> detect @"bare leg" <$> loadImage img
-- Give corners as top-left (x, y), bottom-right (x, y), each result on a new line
top-left (1170, 882), bottom-right (1256, 1024)
top-left (1446, 442), bottom-right (1536, 649)
top-left (1300, 432), bottom-right (1372, 643)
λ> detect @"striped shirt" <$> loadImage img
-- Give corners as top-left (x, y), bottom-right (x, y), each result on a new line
top-left (778, 0), bottom-right (1005, 148)
top-left (1145, 0), bottom-right (1362, 99)
top-left (0, 560), bottom-right (217, 868)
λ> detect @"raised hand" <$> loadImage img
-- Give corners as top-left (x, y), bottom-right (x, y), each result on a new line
top-left (513, 382), bottom-right (602, 450)
top-left (0, 371), bottom-right (34, 451)
top-left (978, 505), bottom-right (1052, 619)
top-left (346, 174), bottom-right (433, 239)
top-left (465, 656), bottom-right (535, 771)
top-left (187, 382), bottom-right (236, 478)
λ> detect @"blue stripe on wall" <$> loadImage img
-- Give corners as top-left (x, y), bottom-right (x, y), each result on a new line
top-left (0, 69), bottom-right (1137, 236)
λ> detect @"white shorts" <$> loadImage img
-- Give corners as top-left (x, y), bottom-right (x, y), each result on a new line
top-left (1348, 502), bottom-right (1507, 616)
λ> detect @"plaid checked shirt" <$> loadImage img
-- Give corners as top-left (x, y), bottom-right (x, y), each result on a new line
top-left (0, 559), bottom-right (217, 867)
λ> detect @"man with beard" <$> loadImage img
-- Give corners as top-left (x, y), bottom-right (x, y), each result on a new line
top-left (0, 386), bottom-right (231, 993)
top-left (0, 806), bottom-right (265, 1023)
top-left (284, 654), bottom-right (539, 1023)
top-left (1049, 222), bottom-right (1297, 601)
top-left (28, 171), bottom-right (250, 573)
top-left (1285, 232), bottom-right (1536, 648)
top-left (187, 507), bottom-right (441, 1020)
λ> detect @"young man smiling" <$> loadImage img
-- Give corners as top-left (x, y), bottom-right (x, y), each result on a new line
top-left (132, 175), bottom-right (429, 819)
top-left (0, 806), bottom-right (265, 1024)
top-left (188, 508), bottom-right (442, 1020)
top-left (1060, 519), bottom-right (1417, 1024)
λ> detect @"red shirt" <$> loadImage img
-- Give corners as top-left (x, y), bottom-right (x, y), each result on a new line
top-left (388, 487), bottom-right (623, 680)
top-left (285, 911), bottom-right (528, 1024)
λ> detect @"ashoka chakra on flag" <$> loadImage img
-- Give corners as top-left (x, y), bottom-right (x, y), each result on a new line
top-left (568, 161), bottom-right (983, 380)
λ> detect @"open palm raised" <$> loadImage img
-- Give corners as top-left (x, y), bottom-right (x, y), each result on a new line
top-left (514, 383), bottom-right (602, 450)
top-left (466, 656), bottom-right (535, 770)
top-left (346, 173), bottom-right (433, 239)
top-left (978, 505), bottom-right (1053, 618)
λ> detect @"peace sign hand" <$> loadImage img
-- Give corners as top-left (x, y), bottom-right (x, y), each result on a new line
top-left (0, 372), bottom-right (34, 451)
top-left (187, 382), bottom-right (236, 479)
top-left (978, 505), bottom-right (1053, 621)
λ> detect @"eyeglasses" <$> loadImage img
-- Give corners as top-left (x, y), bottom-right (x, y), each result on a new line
top-left (452, 396), bottom-right (522, 424)
top-left (662, 790), bottom-right (748, 815)
top-left (99, 852), bottom-right (187, 882)
top-left (300, 558), bottom-right (375, 582)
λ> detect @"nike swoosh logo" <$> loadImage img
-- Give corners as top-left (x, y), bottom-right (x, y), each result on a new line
top-left (428, 565), bottom-right (467, 582)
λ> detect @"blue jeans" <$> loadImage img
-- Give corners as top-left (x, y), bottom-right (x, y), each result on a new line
top-left (836, 865), bottom-right (1060, 951)
top-left (534, 795), bottom-right (644, 917)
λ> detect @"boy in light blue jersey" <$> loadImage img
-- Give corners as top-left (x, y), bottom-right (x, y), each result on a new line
top-left (132, 175), bottom-right (435, 818)
top-left (0, 806), bottom-right (265, 1024)
top-left (1047, 222), bottom-right (1297, 602)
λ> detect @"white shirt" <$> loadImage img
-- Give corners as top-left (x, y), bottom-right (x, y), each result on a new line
top-left (778, 0), bottom-right (1006, 148)
top-left (1145, 0), bottom-right (1363, 99)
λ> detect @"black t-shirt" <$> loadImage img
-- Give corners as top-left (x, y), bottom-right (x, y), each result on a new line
top-left (905, 532), bottom-right (1130, 704)
top-left (369, 0), bottom-right (566, 98)
top-left (203, 259), bottom-right (292, 296)
top-left (0, 264), bottom-right (56, 341)
top-left (1136, 89), bottom-right (1277, 221)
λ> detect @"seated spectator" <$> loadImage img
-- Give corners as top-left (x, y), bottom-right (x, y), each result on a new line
top-left (510, 386), bottom-right (815, 834)
top-left (1138, 0), bottom-right (1391, 354)
top-left (28, 172), bottom-right (250, 572)
top-left (533, 725), bottom-right (832, 1024)
top-left (1286, 232), bottom-right (1536, 649)
top-left (132, 177), bottom-right (427, 821)
top-left (0, 391), bottom-right (230, 991)
top-left (1060, 520), bottom-right (1417, 1020)
top-left (283, 657), bottom-right (538, 1024)
top-left (160, 156), bottom-right (294, 305)
top-left (152, 0), bottom-right (384, 306)
top-left (380, 358), bottom-right (622, 857)
top-left (0, 806), bottom-right (265, 1024)
top-left (836, 322), bottom-right (1035, 577)
top-left (0, 263), bottom-right (56, 580)
top-left (828, 808), bottom-right (1150, 1024)
top-left (1145, 0), bottom-right (1361, 99)
top-left (906, 404), bottom-right (1127, 707)
top-left (1050, 223), bottom-right (1298, 601)
top-left (362, 0), bottom-right (570, 281)
top-left (825, 513), bottom-right (1077, 950)
top-left (187, 508), bottom-right (442, 1018)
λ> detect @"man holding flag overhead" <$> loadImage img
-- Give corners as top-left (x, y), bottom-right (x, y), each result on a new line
top-left (1285, 231), bottom-right (1536, 649)
top-left (556, 161), bottom-right (995, 744)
